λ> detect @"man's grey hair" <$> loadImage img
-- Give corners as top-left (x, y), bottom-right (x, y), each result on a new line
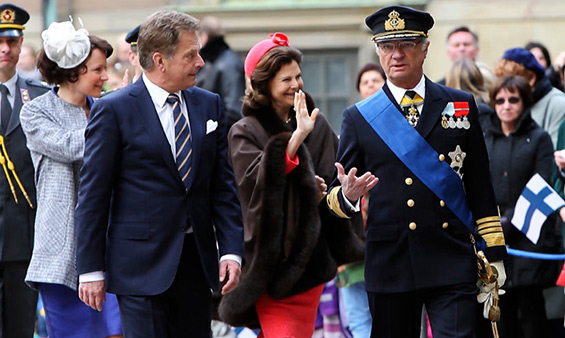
top-left (138, 10), bottom-right (200, 71)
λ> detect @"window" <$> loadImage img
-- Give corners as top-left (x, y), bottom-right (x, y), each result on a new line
top-left (301, 49), bottom-right (358, 134)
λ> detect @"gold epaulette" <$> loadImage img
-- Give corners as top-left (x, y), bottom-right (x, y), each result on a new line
top-left (326, 186), bottom-right (351, 219)
top-left (0, 135), bottom-right (33, 208)
top-left (476, 215), bottom-right (505, 247)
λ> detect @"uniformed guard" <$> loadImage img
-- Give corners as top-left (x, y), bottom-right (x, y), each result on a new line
top-left (0, 3), bottom-right (49, 338)
top-left (124, 24), bottom-right (142, 83)
top-left (326, 5), bottom-right (507, 338)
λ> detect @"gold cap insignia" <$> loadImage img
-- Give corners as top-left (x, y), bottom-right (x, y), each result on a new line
top-left (1, 9), bottom-right (14, 24)
top-left (384, 10), bottom-right (405, 31)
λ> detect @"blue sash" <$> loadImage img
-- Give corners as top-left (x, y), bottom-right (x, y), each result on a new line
top-left (355, 90), bottom-right (474, 232)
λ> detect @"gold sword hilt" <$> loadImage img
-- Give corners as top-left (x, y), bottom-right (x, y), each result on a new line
top-left (477, 250), bottom-right (501, 338)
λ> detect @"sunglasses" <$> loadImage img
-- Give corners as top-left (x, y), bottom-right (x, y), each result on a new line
top-left (494, 96), bottom-right (520, 105)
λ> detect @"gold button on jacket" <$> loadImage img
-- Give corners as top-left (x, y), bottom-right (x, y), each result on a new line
top-left (442, 222), bottom-right (449, 229)
top-left (405, 177), bottom-right (413, 185)
top-left (409, 222), bottom-right (417, 230)
top-left (407, 199), bottom-right (415, 207)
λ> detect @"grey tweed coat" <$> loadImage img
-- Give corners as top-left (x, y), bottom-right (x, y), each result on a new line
top-left (20, 90), bottom-right (87, 290)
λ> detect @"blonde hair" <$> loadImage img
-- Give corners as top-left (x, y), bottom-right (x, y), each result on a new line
top-left (445, 58), bottom-right (489, 104)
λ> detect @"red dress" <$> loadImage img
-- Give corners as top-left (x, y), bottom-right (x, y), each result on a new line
top-left (255, 284), bottom-right (325, 338)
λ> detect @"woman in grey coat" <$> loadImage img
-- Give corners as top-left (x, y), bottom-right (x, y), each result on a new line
top-left (20, 21), bottom-right (122, 338)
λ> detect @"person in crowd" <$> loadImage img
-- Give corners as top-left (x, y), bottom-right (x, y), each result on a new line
top-left (0, 4), bottom-right (48, 338)
top-left (445, 58), bottom-right (494, 123)
top-left (124, 25), bottom-right (142, 83)
top-left (495, 47), bottom-right (565, 148)
top-left (20, 20), bottom-right (122, 338)
top-left (439, 26), bottom-right (495, 88)
top-left (336, 62), bottom-right (386, 338)
top-left (197, 16), bottom-right (245, 130)
top-left (356, 63), bottom-right (386, 100)
top-left (326, 5), bottom-right (507, 338)
top-left (74, 10), bottom-right (245, 338)
top-left (16, 44), bottom-right (42, 81)
top-left (217, 32), bottom-right (364, 337)
top-left (482, 75), bottom-right (559, 338)
top-left (526, 41), bottom-right (564, 91)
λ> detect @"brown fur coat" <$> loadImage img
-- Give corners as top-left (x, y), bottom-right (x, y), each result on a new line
top-left (219, 93), bottom-right (364, 328)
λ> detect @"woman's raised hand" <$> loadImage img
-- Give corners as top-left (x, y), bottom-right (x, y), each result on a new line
top-left (294, 90), bottom-right (319, 135)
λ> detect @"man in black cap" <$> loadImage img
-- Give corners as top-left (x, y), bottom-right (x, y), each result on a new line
top-left (327, 5), bottom-right (507, 338)
top-left (125, 25), bottom-right (143, 83)
top-left (0, 3), bottom-right (49, 338)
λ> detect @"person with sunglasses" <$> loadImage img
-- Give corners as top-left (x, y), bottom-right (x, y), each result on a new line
top-left (482, 75), bottom-right (558, 338)
top-left (326, 5), bottom-right (507, 338)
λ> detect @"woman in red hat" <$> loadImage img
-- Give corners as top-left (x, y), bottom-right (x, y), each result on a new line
top-left (218, 32), bottom-right (364, 337)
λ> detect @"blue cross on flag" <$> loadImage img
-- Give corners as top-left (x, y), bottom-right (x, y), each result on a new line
top-left (511, 173), bottom-right (565, 244)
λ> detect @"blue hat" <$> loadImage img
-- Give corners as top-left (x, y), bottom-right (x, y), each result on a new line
top-left (0, 3), bottom-right (29, 37)
top-left (125, 25), bottom-right (140, 46)
top-left (365, 5), bottom-right (434, 43)
top-left (502, 47), bottom-right (545, 79)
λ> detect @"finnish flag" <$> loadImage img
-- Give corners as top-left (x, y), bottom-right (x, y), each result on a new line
top-left (511, 173), bottom-right (565, 244)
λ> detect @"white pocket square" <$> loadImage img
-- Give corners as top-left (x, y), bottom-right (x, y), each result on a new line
top-left (206, 120), bottom-right (218, 134)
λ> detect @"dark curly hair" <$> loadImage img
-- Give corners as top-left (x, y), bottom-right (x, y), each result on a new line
top-left (37, 35), bottom-right (113, 85)
top-left (244, 46), bottom-right (302, 109)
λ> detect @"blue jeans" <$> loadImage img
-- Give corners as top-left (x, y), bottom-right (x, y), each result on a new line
top-left (340, 281), bottom-right (372, 338)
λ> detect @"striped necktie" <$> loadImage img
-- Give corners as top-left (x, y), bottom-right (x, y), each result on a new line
top-left (166, 94), bottom-right (192, 189)
top-left (400, 90), bottom-right (424, 127)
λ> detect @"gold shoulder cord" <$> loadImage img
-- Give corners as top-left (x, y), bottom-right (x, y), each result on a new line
top-left (0, 135), bottom-right (33, 208)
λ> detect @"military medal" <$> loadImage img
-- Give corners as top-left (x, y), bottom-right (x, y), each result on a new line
top-left (454, 102), bottom-right (470, 129)
top-left (440, 102), bottom-right (456, 129)
top-left (20, 88), bottom-right (31, 104)
top-left (462, 116), bottom-right (470, 129)
top-left (400, 90), bottom-right (423, 128)
top-left (441, 116), bottom-right (449, 129)
top-left (448, 145), bottom-right (466, 179)
top-left (407, 106), bottom-right (419, 127)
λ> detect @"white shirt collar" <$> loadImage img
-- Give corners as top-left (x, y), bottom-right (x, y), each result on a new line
top-left (387, 75), bottom-right (426, 105)
top-left (142, 73), bottom-right (183, 108)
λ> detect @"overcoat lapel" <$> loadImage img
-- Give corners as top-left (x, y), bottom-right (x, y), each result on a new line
top-left (416, 78), bottom-right (444, 139)
top-left (6, 77), bottom-right (25, 136)
top-left (130, 80), bottom-right (184, 188)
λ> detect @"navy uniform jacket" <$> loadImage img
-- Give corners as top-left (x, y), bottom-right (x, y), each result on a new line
top-left (328, 78), bottom-right (506, 293)
top-left (0, 76), bottom-right (48, 262)
top-left (75, 80), bottom-right (245, 295)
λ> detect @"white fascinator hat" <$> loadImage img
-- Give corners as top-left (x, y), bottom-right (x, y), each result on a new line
top-left (41, 18), bottom-right (90, 69)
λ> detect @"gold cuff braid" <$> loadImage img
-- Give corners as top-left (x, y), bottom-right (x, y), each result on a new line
top-left (326, 187), bottom-right (351, 219)
top-left (476, 215), bottom-right (505, 247)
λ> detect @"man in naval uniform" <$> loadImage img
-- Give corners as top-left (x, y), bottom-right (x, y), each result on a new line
top-left (326, 5), bottom-right (507, 338)
top-left (0, 3), bottom-right (49, 338)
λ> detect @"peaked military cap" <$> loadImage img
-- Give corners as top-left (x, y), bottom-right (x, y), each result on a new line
top-left (125, 25), bottom-right (140, 46)
top-left (0, 3), bottom-right (29, 37)
top-left (366, 5), bottom-right (434, 42)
